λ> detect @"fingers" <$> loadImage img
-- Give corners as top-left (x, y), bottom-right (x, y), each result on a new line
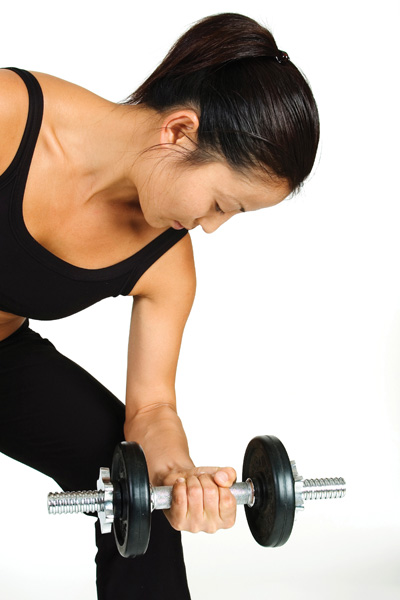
top-left (199, 473), bottom-right (222, 533)
top-left (218, 487), bottom-right (237, 529)
top-left (200, 473), bottom-right (237, 532)
top-left (166, 469), bottom-right (237, 534)
top-left (168, 477), bottom-right (188, 529)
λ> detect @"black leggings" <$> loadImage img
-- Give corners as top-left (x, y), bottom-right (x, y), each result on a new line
top-left (0, 320), bottom-right (191, 599)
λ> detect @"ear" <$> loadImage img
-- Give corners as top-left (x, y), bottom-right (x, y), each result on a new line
top-left (159, 110), bottom-right (200, 148)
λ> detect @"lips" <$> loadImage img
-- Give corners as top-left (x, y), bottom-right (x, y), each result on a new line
top-left (172, 221), bottom-right (185, 230)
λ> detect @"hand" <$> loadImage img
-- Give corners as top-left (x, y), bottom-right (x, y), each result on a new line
top-left (162, 466), bottom-right (237, 534)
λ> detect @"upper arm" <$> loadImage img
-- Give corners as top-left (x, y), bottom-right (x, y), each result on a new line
top-left (0, 69), bottom-right (29, 176)
top-left (125, 233), bottom-right (196, 420)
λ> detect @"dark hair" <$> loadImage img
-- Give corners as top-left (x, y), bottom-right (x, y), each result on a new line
top-left (125, 13), bottom-right (320, 192)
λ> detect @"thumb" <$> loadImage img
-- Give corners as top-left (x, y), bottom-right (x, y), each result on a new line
top-left (213, 467), bottom-right (237, 488)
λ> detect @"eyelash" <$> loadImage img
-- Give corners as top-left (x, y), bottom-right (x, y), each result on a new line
top-left (215, 203), bottom-right (225, 215)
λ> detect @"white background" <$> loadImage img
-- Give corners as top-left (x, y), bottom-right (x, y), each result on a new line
top-left (1, 1), bottom-right (400, 598)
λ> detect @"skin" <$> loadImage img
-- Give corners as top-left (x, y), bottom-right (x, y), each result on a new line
top-left (0, 68), bottom-right (290, 534)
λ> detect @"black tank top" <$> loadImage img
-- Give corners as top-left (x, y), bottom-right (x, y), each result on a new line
top-left (0, 68), bottom-right (188, 320)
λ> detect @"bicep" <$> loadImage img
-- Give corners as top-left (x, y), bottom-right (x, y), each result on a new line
top-left (125, 234), bottom-right (196, 419)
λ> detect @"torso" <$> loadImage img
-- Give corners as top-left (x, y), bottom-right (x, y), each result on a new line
top-left (0, 69), bottom-right (173, 341)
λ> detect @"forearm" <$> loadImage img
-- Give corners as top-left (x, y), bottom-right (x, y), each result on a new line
top-left (124, 404), bottom-right (195, 485)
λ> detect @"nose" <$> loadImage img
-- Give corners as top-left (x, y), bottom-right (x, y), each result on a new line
top-left (198, 213), bottom-right (232, 234)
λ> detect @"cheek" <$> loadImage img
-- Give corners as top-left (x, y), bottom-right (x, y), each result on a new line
top-left (178, 187), bottom-right (209, 218)
top-left (143, 166), bottom-right (207, 223)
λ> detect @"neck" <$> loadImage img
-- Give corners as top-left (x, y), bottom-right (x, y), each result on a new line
top-left (61, 99), bottom-right (161, 208)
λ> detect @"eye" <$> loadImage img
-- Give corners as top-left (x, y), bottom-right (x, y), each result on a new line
top-left (215, 202), bottom-right (225, 215)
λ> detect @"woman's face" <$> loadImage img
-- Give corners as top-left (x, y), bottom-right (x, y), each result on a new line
top-left (138, 160), bottom-right (291, 233)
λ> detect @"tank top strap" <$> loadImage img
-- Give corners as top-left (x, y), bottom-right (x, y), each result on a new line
top-left (1, 68), bottom-right (44, 184)
top-left (120, 227), bottom-right (188, 295)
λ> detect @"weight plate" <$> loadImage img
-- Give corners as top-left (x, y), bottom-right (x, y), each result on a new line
top-left (242, 435), bottom-right (295, 547)
top-left (111, 441), bottom-right (151, 558)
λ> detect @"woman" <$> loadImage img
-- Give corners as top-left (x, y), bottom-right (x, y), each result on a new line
top-left (0, 12), bottom-right (319, 600)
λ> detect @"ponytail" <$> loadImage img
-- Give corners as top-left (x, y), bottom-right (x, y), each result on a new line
top-left (125, 13), bottom-right (320, 191)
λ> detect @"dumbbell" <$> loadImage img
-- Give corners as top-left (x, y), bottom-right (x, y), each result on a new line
top-left (47, 435), bottom-right (346, 558)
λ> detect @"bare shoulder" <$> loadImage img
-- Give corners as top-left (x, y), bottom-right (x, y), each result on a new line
top-left (0, 69), bottom-right (29, 175)
top-left (130, 233), bottom-right (196, 304)
top-left (29, 70), bottom-right (99, 102)
top-left (0, 68), bottom-right (110, 176)
top-left (0, 68), bottom-right (81, 174)
top-left (30, 70), bottom-right (111, 129)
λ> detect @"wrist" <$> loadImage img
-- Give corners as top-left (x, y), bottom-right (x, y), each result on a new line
top-left (124, 404), bottom-right (194, 485)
